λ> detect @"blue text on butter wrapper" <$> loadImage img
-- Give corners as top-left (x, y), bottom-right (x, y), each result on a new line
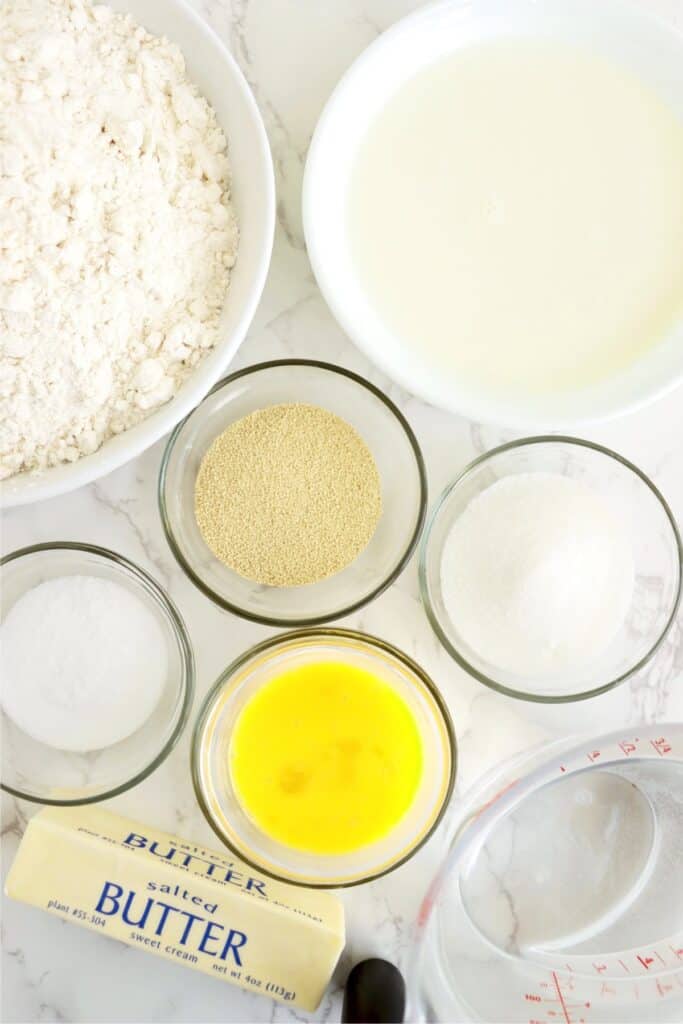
top-left (96, 881), bottom-right (248, 963)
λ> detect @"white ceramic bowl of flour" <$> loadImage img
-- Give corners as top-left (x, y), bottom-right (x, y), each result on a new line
top-left (303, 0), bottom-right (683, 429)
top-left (2, 0), bottom-right (274, 508)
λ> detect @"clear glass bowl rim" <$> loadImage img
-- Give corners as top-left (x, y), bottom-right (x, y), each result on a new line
top-left (190, 626), bottom-right (457, 888)
top-left (419, 434), bottom-right (683, 704)
top-left (0, 540), bottom-right (195, 805)
top-left (158, 358), bottom-right (429, 626)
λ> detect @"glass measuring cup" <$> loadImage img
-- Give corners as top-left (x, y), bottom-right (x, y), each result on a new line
top-left (410, 724), bottom-right (683, 1023)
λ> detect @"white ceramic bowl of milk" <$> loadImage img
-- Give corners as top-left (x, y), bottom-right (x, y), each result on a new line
top-left (303, 0), bottom-right (683, 430)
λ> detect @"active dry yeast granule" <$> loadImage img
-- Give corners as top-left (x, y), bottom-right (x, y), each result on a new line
top-left (194, 403), bottom-right (382, 586)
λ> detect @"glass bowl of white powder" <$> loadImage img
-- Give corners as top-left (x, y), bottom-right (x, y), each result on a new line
top-left (0, 543), bottom-right (194, 804)
top-left (419, 437), bottom-right (682, 702)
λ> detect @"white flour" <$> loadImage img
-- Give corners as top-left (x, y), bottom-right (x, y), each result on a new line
top-left (0, 0), bottom-right (238, 479)
top-left (440, 472), bottom-right (635, 679)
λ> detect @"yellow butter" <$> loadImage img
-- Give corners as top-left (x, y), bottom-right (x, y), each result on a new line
top-left (5, 806), bottom-right (345, 1012)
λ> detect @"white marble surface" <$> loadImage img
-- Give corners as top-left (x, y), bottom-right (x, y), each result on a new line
top-left (2, 1), bottom-right (683, 1022)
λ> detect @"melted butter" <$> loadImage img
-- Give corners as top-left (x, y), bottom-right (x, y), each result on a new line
top-left (229, 661), bottom-right (423, 854)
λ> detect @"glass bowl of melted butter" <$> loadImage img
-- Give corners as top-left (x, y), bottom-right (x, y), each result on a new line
top-left (192, 628), bottom-right (456, 887)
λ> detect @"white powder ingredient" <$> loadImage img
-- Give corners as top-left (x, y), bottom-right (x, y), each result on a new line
top-left (440, 472), bottom-right (635, 679)
top-left (0, 575), bottom-right (168, 751)
top-left (0, 0), bottom-right (238, 479)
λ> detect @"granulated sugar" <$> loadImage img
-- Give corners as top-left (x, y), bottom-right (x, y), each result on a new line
top-left (194, 403), bottom-right (382, 587)
top-left (440, 472), bottom-right (634, 679)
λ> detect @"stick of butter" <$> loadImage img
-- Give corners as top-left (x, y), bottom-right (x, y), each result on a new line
top-left (5, 805), bottom-right (345, 1012)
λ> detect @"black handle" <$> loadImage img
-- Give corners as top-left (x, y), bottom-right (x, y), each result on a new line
top-left (342, 958), bottom-right (406, 1023)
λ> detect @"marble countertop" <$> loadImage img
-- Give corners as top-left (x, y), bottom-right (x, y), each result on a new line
top-left (2, 1), bottom-right (683, 1021)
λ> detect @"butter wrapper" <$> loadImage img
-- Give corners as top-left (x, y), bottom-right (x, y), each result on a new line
top-left (5, 806), bottom-right (345, 1011)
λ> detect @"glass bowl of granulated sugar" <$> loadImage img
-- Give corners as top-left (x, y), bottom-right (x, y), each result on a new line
top-left (420, 437), bottom-right (682, 703)
top-left (159, 360), bottom-right (427, 626)
top-left (0, 543), bottom-right (194, 804)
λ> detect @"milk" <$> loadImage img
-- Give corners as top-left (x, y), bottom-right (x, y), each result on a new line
top-left (348, 41), bottom-right (683, 397)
